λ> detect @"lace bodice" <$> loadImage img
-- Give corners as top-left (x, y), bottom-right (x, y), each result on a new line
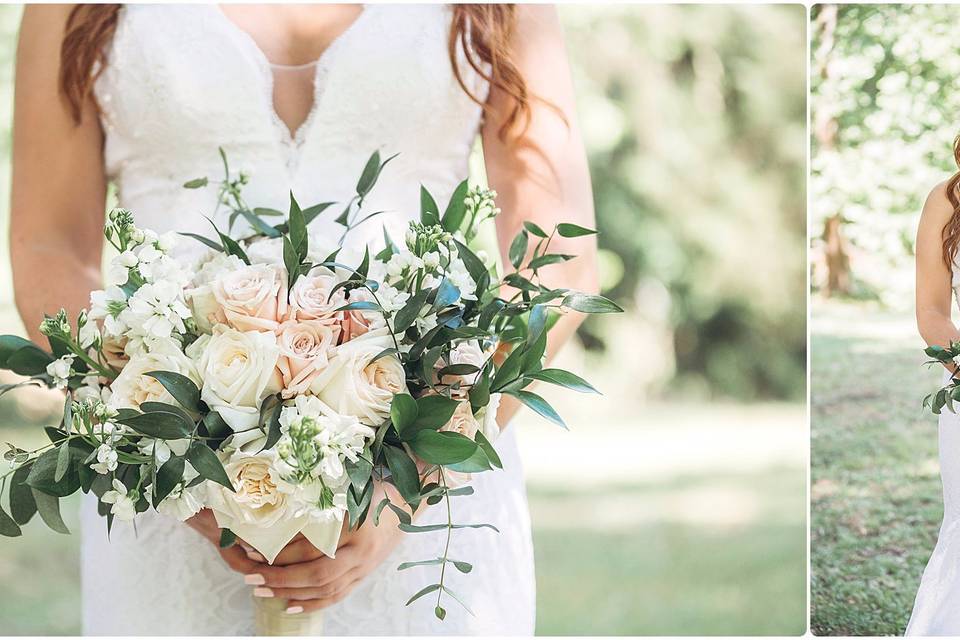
top-left (81, 5), bottom-right (535, 636)
top-left (95, 4), bottom-right (486, 252)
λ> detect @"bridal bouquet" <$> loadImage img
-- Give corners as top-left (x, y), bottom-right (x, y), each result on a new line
top-left (0, 150), bottom-right (620, 627)
top-left (923, 342), bottom-right (960, 414)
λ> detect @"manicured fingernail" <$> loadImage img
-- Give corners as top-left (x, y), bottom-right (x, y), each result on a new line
top-left (253, 587), bottom-right (274, 598)
top-left (247, 551), bottom-right (266, 562)
top-left (286, 605), bottom-right (304, 614)
top-left (244, 574), bottom-right (265, 585)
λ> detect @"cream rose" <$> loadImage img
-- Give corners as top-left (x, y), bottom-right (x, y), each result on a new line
top-left (276, 320), bottom-right (340, 398)
top-left (107, 348), bottom-right (200, 411)
top-left (206, 448), bottom-right (344, 563)
top-left (195, 328), bottom-right (282, 431)
top-left (211, 263), bottom-right (287, 332)
top-left (310, 329), bottom-right (407, 425)
top-left (287, 271), bottom-right (345, 324)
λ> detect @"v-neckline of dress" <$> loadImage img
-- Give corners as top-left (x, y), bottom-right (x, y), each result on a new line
top-left (209, 4), bottom-right (370, 147)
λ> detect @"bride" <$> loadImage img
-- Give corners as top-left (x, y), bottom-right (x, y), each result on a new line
top-left (10, 3), bottom-right (598, 636)
top-left (910, 138), bottom-right (960, 635)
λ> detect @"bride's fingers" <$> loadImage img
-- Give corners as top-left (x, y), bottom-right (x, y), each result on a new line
top-left (253, 568), bottom-right (361, 602)
top-left (246, 550), bottom-right (357, 589)
top-left (218, 544), bottom-right (262, 575)
top-left (266, 537), bottom-right (327, 566)
top-left (292, 576), bottom-right (363, 614)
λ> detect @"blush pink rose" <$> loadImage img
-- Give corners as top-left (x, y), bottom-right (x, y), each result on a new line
top-left (212, 264), bottom-right (287, 332)
top-left (276, 320), bottom-right (340, 398)
top-left (287, 272), bottom-right (344, 325)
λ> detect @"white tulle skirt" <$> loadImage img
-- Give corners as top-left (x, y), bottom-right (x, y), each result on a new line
top-left (80, 426), bottom-right (536, 636)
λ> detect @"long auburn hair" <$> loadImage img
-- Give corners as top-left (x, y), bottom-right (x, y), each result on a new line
top-left (944, 135), bottom-right (960, 269)
top-left (59, 4), bottom-right (532, 141)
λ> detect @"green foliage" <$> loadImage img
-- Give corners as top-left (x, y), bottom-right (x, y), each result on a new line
top-left (561, 4), bottom-right (806, 401)
top-left (811, 4), bottom-right (960, 307)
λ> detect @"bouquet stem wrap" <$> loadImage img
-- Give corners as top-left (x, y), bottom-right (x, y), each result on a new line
top-left (253, 595), bottom-right (324, 636)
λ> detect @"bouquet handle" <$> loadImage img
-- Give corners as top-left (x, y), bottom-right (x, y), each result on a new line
top-left (253, 595), bottom-right (324, 636)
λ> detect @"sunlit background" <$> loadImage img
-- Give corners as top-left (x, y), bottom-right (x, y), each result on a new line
top-left (809, 4), bottom-right (957, 635)
top-left (0, 4), bottom-right (807, 635)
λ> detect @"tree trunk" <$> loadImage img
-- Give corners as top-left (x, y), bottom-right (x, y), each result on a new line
top-left (813, 5), bottom-right (852, 296)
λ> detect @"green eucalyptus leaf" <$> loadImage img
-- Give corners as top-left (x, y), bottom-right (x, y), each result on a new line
top-left (187, 443), bottom-right (234, 492)
top-left (117, 411), bottom-right (193, 439)
top-left (153, 455), bottom-right (186, 507)
top-left (528, 254), bottom-right (574, 270)
top-left (508, 231), bottom-right (528, 270)
top-left (405, 583), bottom-right (441, 606)
top-left (561, 292), bottom-right (624, 314)
top-left (510, 390), bottom-right (566, 428)
top-left (10, 463), bottom-right (37, 525)
top-left (382, 445), bottom-right (421, 509)
top-left (7, 345), bottom-right (54, 376)
top-left (411, 395), bottom-right (460, 432)
top-left (523, 221), bottom-right (548, 238)
top-left (182, 177), bottom-right (209, 189)
top-left (145, 371), bottom-right (201, 411)
top-left (441, 180), bottom-right (470, 233)
top-left (31, 489), bottom-right (69, 534)
top-left (178, 232), bottom-right (224, 252)
top-left (556, 222), bottom-right (598, 237)
top-left (420, 185), bottom-right (441, 226)
top-left (393, 289), bottom-right (430, 334)
top-left (219, 528), bottom-right (237, 548)
top-left (409, 430), bottom-right (479, 465)
top-left (0, 504), bottom-right (22, 537)
top-left (54, 440), bottom-right (72, 482)
top-left (525, 368), bottom-right (598, 394)
top-left (0, 335), bottom-right (35, 368)
top-left (390, 393), bottom-right (418, 435)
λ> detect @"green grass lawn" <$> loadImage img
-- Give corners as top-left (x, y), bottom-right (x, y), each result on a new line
top-left (811, 299), bottom-right (945, 635)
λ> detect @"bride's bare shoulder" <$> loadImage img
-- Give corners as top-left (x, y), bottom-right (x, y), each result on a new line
top-left (922, 180), bottom-right (956, 228)
top-left (19, 4), bottom-right (74, 36)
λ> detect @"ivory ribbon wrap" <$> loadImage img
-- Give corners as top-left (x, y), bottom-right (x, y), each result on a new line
top-left (253, 595), bottom-right (325, 636)
top-left (210, 506), bottom-right (343, 563)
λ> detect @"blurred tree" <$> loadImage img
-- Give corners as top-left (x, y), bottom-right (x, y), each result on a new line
top-left (561, 5), bottom-right (806, 400)
top-left (811, 4), bottom-right (960, 307)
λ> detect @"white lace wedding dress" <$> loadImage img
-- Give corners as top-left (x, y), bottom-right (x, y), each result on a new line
top-left (79, 4), bottom-right (536, 635)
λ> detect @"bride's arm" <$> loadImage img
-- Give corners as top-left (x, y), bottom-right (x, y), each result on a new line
top-left (481, 5), bottom-right (599, 425)
top-left (916, 180), bottom-right (960, 366)
top-left (11, 5), bottom-right (107, 344)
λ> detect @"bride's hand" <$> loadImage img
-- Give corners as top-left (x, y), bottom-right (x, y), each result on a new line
top-left (240, 484), bottom-right (408, 614)
top-left (184, 508), bottom-right (262, 576)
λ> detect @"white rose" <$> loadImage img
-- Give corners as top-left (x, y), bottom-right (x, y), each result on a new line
top-left (310, 329), bottom-right (407, 426)
top-left (195, 327), bottom-right (282, 431)
top-left (107, 348), bottom-right (199, 411)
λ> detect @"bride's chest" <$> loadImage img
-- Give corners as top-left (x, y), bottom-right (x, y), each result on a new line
top-left (95, 4), bottom-right (486, 162)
